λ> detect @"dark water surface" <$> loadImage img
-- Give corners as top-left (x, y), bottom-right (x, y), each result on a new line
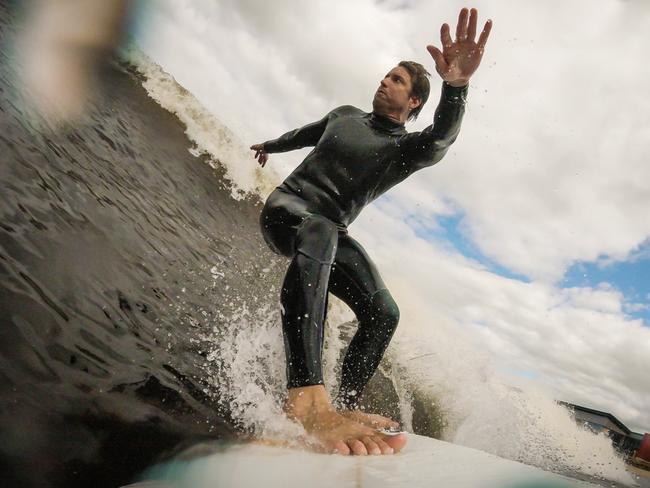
top-left (0, 4), bottom-right (287, 486)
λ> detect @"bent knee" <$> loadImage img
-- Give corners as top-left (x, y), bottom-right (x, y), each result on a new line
top-left (369, 289), bottom-right (400, 329)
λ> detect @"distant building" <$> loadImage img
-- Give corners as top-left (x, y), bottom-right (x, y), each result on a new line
top-left (636, 434), bottom-right (650, 466)
top-left (559, 402), bottom-right (645, 459)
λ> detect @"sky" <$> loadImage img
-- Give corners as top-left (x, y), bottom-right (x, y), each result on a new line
top-left (133, 0), bottom-right (650, 434)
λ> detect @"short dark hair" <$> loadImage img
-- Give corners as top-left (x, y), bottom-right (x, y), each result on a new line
top-left (398, 60), bottom-right (431, 121)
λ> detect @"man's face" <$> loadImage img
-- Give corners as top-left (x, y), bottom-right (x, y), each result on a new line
top-left (372, 66), bottom-right (419, 119)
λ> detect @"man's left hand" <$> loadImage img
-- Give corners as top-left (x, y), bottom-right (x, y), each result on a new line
top-left (427, 7), bottom-right (493, 87)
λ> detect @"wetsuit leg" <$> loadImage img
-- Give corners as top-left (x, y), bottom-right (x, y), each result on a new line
top-left (327, 234), bottom-right (400, 409)
top-left (260, 188), bottom-right (341, 388)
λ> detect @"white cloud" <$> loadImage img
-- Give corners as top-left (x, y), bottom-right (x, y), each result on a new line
top-left (385, 0), bottom-right (650, 282)
top-left (352, 206), bottom-right (650, 433)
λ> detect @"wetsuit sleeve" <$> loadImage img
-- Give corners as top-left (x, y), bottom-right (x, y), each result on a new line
top-left (262, 112), bottom-right (331, 154)
top-left (399, 82), bottom-right (468, 171)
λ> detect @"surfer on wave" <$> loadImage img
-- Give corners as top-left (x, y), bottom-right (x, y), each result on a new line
top-left (251, 7), bottom-right (492, 455)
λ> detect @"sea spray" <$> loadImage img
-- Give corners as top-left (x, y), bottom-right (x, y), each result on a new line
top-left (448, 381), bottom-right (632, 483)
top-left (195, 294), bottom-right (361, 446)
top-left (386, 327), bottom-right (634, 485)
top-left (199, 302), bottom-right (297, 439)
top-left (120, 46), bottom-right (282, 201)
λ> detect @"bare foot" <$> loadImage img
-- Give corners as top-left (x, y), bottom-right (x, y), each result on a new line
top-left (338, 410), bottom-right (400, 431)
top-left (286, 385), bottom-right (407, 455)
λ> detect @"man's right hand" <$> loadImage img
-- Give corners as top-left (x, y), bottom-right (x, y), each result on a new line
top-left (250, 143), bottom-right (269, 167)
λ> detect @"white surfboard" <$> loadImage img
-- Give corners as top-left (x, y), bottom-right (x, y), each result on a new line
top-left (129, 434), bottom-right (600, 488)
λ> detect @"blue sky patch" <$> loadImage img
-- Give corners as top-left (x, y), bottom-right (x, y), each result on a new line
top-left (561, 240), bottom-right (650, 325)
top-left (399, 206), bottom-right (530, 283)
top-left (378, 195), bottom-right (649, 326)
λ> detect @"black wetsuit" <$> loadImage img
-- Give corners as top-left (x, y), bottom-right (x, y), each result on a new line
top-left (260, 82), bottom-right (468, 408)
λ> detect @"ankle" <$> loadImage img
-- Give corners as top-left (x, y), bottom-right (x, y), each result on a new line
top-left (286, 385), bottom-right (334, 419)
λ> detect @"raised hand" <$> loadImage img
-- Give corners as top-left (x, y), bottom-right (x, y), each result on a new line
top-left (250, 143), bottom-right (269, 167)
top-left (426, 7), bottom-right (492, 87)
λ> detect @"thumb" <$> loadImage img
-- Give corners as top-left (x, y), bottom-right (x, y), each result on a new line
top-left (426, 45), bottom-right (448, 74)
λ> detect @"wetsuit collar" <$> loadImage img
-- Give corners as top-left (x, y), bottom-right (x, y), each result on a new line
top-left (368, 111), bottom-right (406, 134)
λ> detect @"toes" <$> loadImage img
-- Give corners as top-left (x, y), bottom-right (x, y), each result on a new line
top-left (347, 439), bottom-right (368, 456)
top-left (371, 436), bottom-right (394, 455)
top-left (380, 432), bottom-right (408, 453)
top-left (331, 440), bottom-right (351, 455)
top-left (362, 436), bottom-right (382, 455)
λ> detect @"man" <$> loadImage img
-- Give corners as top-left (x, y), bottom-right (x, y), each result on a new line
top-left (251, 8), bottom-right (492, 456)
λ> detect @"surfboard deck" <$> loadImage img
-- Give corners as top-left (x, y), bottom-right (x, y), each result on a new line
top-left (131, 434), bottom-right (599, 488)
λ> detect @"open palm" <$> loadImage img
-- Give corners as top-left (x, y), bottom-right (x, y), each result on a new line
top-left (427, 8), bottom-right (492, 87)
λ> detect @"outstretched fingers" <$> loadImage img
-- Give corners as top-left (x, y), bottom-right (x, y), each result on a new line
top-left (440, 22), bottom-right (453, 49)
top-left (467, 8), bottom-right (478, 41)
top-left (455, 7), bottom-right (469, 41)
top-left (426, 45), bottom-right (448, 74)
top-left (477, 19), bottom-right (493, 50)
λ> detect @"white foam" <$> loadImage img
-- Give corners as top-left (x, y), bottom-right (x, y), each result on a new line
top-left (191, 290), bottom-right (355, 437)
top-left (385, 327), bottom-right (634, 485)
top-left (120, 46), bottom-right (282, 202)
top-left (198, 299), bottom-right (302, 441)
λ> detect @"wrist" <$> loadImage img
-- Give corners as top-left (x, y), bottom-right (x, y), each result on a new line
top-left (445, 79), bottom-right (469, 88)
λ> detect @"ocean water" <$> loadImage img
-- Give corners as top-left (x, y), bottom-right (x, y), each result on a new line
top-left (0, 3), bottom-right (644, 487)
top-left (0, 3), bottom-right (280, 486)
